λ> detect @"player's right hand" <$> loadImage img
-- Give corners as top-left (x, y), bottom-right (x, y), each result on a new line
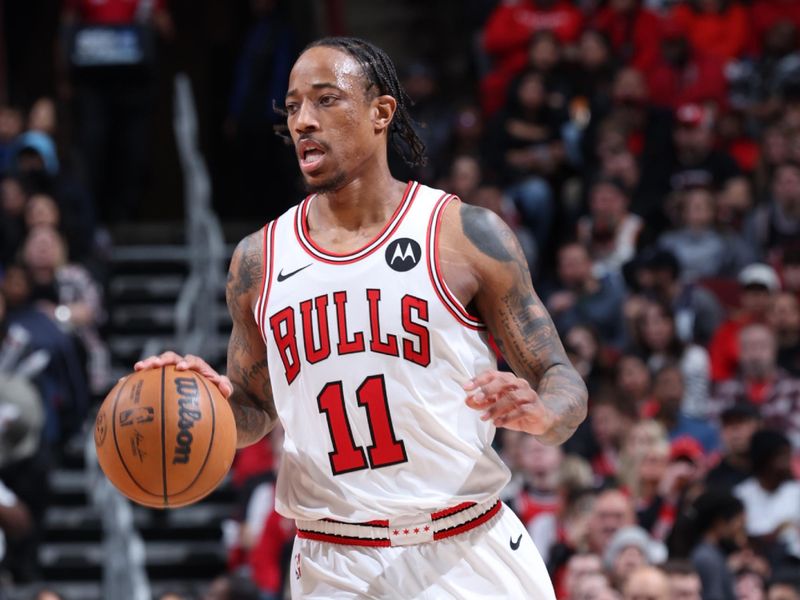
top-left (134, 351), bottom-right (234, 399)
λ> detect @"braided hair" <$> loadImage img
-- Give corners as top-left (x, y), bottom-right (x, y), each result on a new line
top-left (287, 37), bottom-right (428, 168)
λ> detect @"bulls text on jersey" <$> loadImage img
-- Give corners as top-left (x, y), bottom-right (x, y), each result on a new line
top-left (269, 289), bottom-right (431, 385)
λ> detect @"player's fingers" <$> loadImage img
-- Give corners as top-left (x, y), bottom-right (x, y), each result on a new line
top-left (479, 395), bottom-right (519, 422)
top-left (466, 380), bottom-right (517, 413)
top-left (470, 380), bottom-right (517, 409)
top-left (217, 375), bottom-right (233, 398)
top-left (194, 368), bottom-right (234, 398)
top-left (175, 353), bottom-right (213, 372)
top-left (216, 375), bottom-right (234, 399)
top-left (133, 350), bottom-right (182, 371)
top-left (462, 370), bottom-right (501, 391)
top-left (465, 393), bottom-right (495, 410)
top-left (466, 379), bottom-right (517, 411)
top-left (492, 405), bottom-right (531, 427)
top-left (175, 356), bottom-right (232, 398)
top-left (474, 376), bottom-right (517, 400)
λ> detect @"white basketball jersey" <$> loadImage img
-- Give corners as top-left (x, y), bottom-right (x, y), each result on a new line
top-left (254, 181), bottom-right (511, 522)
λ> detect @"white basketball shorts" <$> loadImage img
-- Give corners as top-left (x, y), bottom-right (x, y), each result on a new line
top-left (289, 503), bottom-right (556, 599)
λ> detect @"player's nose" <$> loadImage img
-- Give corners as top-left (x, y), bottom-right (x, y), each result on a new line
top-left (293, 100), bottom-right (320, 133)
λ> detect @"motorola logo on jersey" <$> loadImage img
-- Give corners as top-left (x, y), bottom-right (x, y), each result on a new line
top-left (385, 238), bottom-right (421, 272)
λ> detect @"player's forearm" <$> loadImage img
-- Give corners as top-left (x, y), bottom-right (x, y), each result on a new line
top-left (531, 363), bottom-right (588, 446)
top-left (227, 385), bottom-right (278, 448)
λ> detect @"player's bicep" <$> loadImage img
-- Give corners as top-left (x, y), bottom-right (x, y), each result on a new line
top-left (458, 203), bottom-right (571, 383)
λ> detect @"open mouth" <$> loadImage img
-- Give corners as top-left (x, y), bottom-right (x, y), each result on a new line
top-left (298, 140), bottom-right (327, 172)
top-left (301, 148), bottom-right (325, 168)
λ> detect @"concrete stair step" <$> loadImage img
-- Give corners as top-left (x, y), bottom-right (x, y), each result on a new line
top-left (48, 469), bottom-right (89, 507)
top-left (110, 304), bottom-right (230, 330)
top-left (108, 274), bottom-right (186, 300)
top-left (44, 506), bottom-right (102, 542)
top-left (39, 542), bottom-right (104, 581)
top-left (109, 334), bottom-right (229, 367)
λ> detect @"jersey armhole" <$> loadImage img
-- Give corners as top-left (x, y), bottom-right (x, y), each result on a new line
top-left (254, 220), bottom-right (277, 333)
top-left (426, 194), bottom-right (486, 331)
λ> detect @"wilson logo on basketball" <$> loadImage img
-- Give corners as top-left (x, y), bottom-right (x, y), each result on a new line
top-left (173, 377), bottom-right (202, 465)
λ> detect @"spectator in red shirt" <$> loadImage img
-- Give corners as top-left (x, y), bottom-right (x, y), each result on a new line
top-left (62, 0), bottom-right (171, 33)
top-left (481, 0), bottom-right (583, 115)
top-left (592, 0), bottom-right (663, 72)
top-left (709, 263), bottom-right (781, 381)
top-left (671, 0), bottom-right (750, 64)
top-left (751, 0), bottom-right (800, 55)
top-left (711, 324), bottom-right (800, 449)
top-left (509, 435), bottom-right (563, 528)
top-left (645, 20), bottom-right (728, 111)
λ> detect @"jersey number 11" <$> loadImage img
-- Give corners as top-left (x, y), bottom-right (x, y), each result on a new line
top-left (317, 375), bottom-right (408, 475)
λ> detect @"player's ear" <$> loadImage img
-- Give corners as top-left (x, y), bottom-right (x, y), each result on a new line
top-left (372, 94), bottom-right (397, 134)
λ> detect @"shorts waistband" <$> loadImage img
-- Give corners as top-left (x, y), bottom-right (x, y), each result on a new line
top-left (295, 497), bottom-right (502, 547)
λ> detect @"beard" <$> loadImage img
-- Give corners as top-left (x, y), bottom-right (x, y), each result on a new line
top-left (303, 169), bottom-right (349, 195)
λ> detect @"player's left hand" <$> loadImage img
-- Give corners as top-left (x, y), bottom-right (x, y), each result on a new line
top-left (463, 370), bottom-right (554, 435)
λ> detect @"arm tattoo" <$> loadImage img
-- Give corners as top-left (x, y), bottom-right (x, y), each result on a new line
top-left (225, 233), bottom-right (278, 447)
top-left (460, 203), bottom-right (588, 445)
top-left (460, 204), bottom-right (515, 262)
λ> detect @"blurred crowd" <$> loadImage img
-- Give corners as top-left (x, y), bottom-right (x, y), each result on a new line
top-left (3, 0), bottom-right (800, 598)
top-left (220, 0), bottom-right (800, 598)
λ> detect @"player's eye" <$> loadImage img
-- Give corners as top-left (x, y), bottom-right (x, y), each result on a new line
top-left (319, 95), bottom-right (338, 107)
top-left (285, 103), bottom-right (299, 115)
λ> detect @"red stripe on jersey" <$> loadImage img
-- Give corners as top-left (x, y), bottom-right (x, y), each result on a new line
top-left (433, 501), bottom-right (502, 540)
top-left (425, 195), bottom-right (486, 330)
top-left (296, 529), bottom-right (391, 547)
top-left (293, 181), bottom-right (419, 264)
top-left (258, 221), bottom-right (277, 334)
top-left (430, 501), bottom-right (475, 521)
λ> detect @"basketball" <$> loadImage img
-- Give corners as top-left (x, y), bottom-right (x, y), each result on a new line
top-left (94, 366), bottom-right (237, 509)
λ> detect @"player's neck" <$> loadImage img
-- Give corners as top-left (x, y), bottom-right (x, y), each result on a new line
top-left (314, 168), bottom-right (407, 232)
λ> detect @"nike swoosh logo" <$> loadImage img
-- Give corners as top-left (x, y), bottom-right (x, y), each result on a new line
top-left (277, 264), bottom-right (312, 282)
top-left (510, 534), bottom-right (523, 551)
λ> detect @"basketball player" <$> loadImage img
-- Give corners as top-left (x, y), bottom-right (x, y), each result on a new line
top-left (136, 37), bottom-right (587, 598)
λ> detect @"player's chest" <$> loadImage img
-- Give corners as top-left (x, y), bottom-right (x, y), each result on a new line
top-left (262, 260), bottom-right (438, 384)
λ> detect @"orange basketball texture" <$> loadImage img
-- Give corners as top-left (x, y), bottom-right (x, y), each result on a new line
top-left (94, 366), bottom-right (237, 508)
